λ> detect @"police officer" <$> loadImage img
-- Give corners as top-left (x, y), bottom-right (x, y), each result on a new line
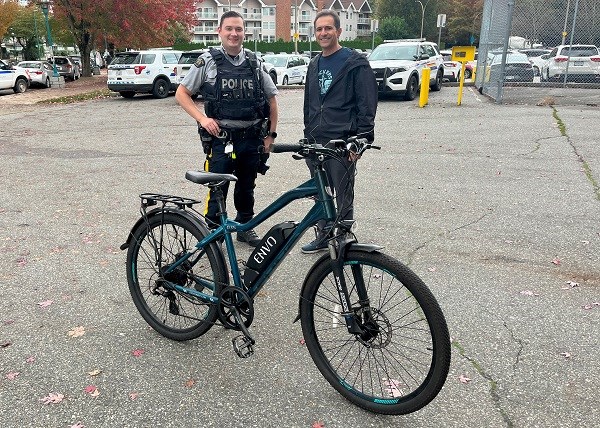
top-left (176, 11), bottom-right (279, 247)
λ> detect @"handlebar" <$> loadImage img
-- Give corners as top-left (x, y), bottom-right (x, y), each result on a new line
top-left (270, 137), bottom-right (380, 159)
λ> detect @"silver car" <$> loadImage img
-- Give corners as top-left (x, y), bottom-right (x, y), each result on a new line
top-left (16, 60), bottom-right (54, 88)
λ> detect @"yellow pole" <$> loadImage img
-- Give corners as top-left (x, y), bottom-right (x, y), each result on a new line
top-left (457, 62), bottom-right (466, 106)
top-left (419, 68), bottom-right (431, 108)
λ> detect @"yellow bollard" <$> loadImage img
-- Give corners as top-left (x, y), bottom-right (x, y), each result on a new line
top-left (457, 62), bottom-right (466, 106)
top-left (419, 68), bottom-right (430, 108)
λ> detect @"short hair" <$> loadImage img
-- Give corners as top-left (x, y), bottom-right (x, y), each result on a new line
top-left (314, 10), bottom-right (340, 29)
top-left (220, 10), bottom-right (245, 28)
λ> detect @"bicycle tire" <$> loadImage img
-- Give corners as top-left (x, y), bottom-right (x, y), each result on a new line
top-left (300, 250), bottom-right (450, 415)
top-left (126, 211), bottom-right (227, 341)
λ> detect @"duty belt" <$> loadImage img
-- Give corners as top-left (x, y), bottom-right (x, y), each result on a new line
top-left (219, 126), bottom-right (261, 142)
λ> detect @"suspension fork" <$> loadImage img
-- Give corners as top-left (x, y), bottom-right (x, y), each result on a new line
top-left (329, 236), bottom-right (366, 335)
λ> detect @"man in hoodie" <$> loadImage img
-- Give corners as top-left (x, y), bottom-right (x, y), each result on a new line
top-left (301, 9), bottom-right (378, 254)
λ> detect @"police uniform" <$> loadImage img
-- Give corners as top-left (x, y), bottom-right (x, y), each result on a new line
top-left (180, 46), bottom-right (278, 227)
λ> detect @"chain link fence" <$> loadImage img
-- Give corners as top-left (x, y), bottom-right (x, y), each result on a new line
top-left (476, 0), bottom-right (600, 103)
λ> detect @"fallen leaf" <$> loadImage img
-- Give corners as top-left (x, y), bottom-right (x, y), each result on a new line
top-left (88, 369), bottom-right (102, 377)
top-left (299, 338), bottom-right (305, 345)
top-left (559, 352), bottom-right (572, 359)
top-left (6, 371), bottom-right (20, 380)
top-left (1, 341), bottom-right (11, 348)
top-left (372, 273), bottom-right (382, 279)
top-left (458, 374), bottom-right (472, 384)
top-left (184, 379), bottom-right (196, 388)
top-left (84, 385), bottom-right (99, 397)
top-left (551, 257), bottom-right (561, 265)
top-left (129, 392), bottom-right (139, 400)
top-left (519, 290), bottom-right (539, 297)
top-left (26, 356), bottom-right (36, 363)
top-left (37, 300), bottom-right (53, 308)
top-left (3, 319), bottom-right (15, 325)
top-left (70, 422), bottom-right (85, 428)
top-left (132, 349), bottom-right (145, 357)
top-left (383, 378), bottom-right (404, 398)
top-left (40, 392), bottom-right (65, 404)
top-left (562, 281), bottom-right (579, 289)
top-left (427, 267), bottom-right (437, 272)
top-left (68, 326), bottom-right (86, 338)
top-left (312, 422), bottom-right (325, 428)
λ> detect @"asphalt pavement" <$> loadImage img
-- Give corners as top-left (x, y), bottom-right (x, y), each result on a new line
top-left (0, 85), bottom-right (599, 427)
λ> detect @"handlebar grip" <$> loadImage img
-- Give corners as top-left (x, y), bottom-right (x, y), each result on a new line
top-left (271, 143), bottom-right (304, 153)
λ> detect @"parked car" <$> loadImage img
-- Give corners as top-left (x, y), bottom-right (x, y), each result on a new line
top-left (486, 50), bottom-right (535, 82)
top-left (540, 45), bottom-right (600, 83)
top-left (440, 50), bottom-right (461, 82)
top-left (0, 59), bottom-right (30, 93)
top-left (53, 56), bottom-right (81, 80)
top-left (176, 49), bottom-right (207, 95)
top-left (107, 49), bottom-right (182, 98)
top-left (69, 55), bottom-right (83, 73)
top-left (367, 39), bottom-right (444, 100)
top-left (16, 60), bottom-right (53, 88)
top-left (262, 53), bottom-right (307, 85)
top-left (518, 48), bottom-right (551, 76)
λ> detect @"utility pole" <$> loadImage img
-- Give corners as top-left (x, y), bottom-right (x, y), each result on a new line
top-left (294, 0), bottom-right (299, 53)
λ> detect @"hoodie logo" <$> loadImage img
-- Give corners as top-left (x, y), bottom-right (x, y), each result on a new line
top-left (318, 69), bottom-right (332, 95)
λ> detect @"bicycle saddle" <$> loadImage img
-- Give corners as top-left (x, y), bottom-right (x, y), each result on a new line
top-left (185, 170), bottom-right (238, 185)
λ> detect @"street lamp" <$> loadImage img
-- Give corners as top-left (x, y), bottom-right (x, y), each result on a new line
top-left (415, 0), bottom-right (430, 39)
top-left (39, 0), bottom-right (59, 78)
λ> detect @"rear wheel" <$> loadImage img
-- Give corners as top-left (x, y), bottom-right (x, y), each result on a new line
top-left (153, 78), bottom-right (170, 98)
top-left (119, 91), bottom-right (136, 98)
top-left (464, 68), bottom-right (472, 79)
top-left (300, 250), bottom-right (451, 415)
top-left (403, 74), bottom-right (418, 101)
top-left (126, 212), bottom-right (227, 341)
top-left (430, 69), bottom-right (443, 91)
top-left (44, 77), bottom-right (50, 88)
top-left (13, 77), bottom-right (28, 93)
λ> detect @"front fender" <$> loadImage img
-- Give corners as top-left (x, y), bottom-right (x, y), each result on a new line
top-left (293, 242), bottom-right (384, 323)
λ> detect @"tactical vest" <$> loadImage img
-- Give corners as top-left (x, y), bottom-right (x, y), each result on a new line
top-left (201, 48), bottom-right (269, 121)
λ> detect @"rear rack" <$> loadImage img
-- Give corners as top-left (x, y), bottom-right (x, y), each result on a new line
top-left (140, 193), bottom-right (202, 209)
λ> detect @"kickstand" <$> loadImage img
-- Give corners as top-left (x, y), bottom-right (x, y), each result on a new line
top-left (231, 307), bottom-right (255, 358)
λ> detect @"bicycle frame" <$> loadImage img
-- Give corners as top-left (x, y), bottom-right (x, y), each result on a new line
top-left (162, 163), bottom-right (338, 302)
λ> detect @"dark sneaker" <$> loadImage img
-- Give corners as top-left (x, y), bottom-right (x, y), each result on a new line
top-left (301, 238), bottom-right (328, 254)
top-left (237, 229), bottom-right (261, 247)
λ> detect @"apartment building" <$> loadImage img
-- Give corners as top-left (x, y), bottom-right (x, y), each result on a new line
top-left (191, 0), bottom-right (374, 44)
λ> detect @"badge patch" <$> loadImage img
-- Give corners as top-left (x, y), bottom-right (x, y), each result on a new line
top-left (194, 57), bottom-right (205, 68)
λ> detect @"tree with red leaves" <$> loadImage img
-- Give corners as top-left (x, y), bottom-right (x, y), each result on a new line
top-left (51, 0), bottom-right (197, 76)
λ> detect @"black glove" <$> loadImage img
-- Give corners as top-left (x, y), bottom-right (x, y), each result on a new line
top-left (257, 153), bottom-right (270, 175)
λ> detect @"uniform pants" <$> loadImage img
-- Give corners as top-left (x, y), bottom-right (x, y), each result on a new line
top-left (204, 137), bottom-right (260, 227)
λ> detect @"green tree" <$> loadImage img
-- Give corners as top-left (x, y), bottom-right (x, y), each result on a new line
top-left (378, 16), bottom-right (410, 40)
top-left (444, 0), bottom-right (484, 46)
top-left (374, 0), bottom-right (442, 40)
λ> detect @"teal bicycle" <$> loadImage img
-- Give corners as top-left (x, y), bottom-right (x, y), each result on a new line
top-left (121, 137), bottom-right (450, 415)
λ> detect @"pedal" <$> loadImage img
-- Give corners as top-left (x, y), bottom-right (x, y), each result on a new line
top-left (232, 335), bottom-right (254, 358)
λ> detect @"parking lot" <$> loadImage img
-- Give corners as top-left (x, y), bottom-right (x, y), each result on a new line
top-left (0, 86), bottom-right (599, 427)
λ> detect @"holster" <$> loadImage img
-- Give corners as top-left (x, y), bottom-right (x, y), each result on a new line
top-left (198, 125), bottom-right (213, 154)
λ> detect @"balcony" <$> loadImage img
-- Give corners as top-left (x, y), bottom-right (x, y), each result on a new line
top-left (357, 29), bottom-right (372, 37)
top-left (197, 12), bottom-right (218, 19)
top-left (358, 18), bottom-right (371, 24)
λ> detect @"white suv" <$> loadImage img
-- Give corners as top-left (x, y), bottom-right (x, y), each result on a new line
top-left (0, 59), bottom-right (30, 93)
top-left (541, 45), bottom-right (600, 83)
top-left (368, 39), bottom-right (444, 100)
top-left (107, 50), bottom-right (182, 98)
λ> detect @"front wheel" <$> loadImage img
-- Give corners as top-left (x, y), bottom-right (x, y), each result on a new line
top-left (126, 212), bottom-right (227, 340)
top-left (13, 77), bottom-right (28, 93)
top-left (300, 250), bottom-right (451, 415)
top-left (403, 74), bottom-right (418, 101)
top-left (282, 75), bottom-right (289, 85)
